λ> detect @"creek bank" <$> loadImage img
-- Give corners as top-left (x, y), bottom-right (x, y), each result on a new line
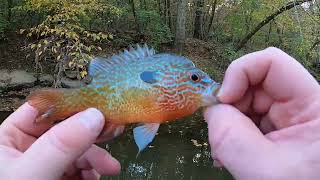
top-left (0, 69), bottom-right (83, 111)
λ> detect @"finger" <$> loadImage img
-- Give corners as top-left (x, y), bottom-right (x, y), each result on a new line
top-left (252, 87), bottom-right (273, 114)
top-left (76, 145), bottom-right (120, 176)
top-left (232, 89), bottom-right (253, 113)
top-left (204, 104), bottom-right (275, 179)
top-left (82, 169), bottom-right (100, 180)
top-left (3, 103), bottom-right (52, 137)
top-left (15, 108), bottom-right (105, 180)
top-left (259, 115), bottom-right (276, 134)
top-left (266, 117), bottom-right (320, 144)
top-left (218, 47), bottom-right (319, 104)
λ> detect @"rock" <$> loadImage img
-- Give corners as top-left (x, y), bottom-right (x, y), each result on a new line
top-left (65, 70), bottom-right (79, 79)
top-left (39, 74), bottom-right (54, 82)
top-left (0, 69), bottom-right (53, 91)
top-left (61, 77), bottom-right (84, 88)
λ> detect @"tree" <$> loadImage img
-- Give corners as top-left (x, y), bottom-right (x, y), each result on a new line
top-left (174, 0), bottom-right (187, 52)
top-left (17, 0), bottom-right (121, 87)
top-left (236, 0), bottom-right (313, 51)
top-left (206, 0), bottom-right (218, 37)
top-left (193, 0), bottom-right (204, 39)
top-left (130, 0), bottom-right (141, 34)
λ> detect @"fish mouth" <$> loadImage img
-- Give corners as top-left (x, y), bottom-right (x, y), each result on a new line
top-left (202, 82), bottom-right (221, 106)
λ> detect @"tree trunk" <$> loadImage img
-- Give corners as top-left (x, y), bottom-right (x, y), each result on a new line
top-left (307, 39), bottom-right (320, 61)
top-left (158, 0), bottom-right (162, 16)
top-left (7, 0), bottom-right (12, 22)
top-left (139, 0), bottom-right (147, 9)
top-left (193, 0), bottom-right (204, 39)
top-left (129, 0), bottom-right (141, 34)
top-left (174, 0), bottom-right (187, 52)
top-left (143, 0), bottom-right (147, 9)
top-left (206, 0), bottom-right (218, 36)
top-left (236, 0), bottom-right (312, 51)
top-left (167, 0), bottom-right (172, 31)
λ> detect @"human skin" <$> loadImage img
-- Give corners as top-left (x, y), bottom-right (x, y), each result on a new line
top-left (0, 105), bottom-right (121, 180)
top-left (204, 47), bottom-right (320, 180)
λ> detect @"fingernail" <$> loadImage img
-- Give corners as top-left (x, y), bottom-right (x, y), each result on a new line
top-left (216, 86), bottom-right (223, 99)
top-left (80, 108), bottom-right (104, 131)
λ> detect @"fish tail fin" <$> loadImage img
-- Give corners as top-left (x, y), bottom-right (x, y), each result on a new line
top-left (27, 88), bottom-right (73, 124)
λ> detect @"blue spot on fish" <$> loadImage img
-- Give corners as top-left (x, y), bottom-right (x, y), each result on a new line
top-left (140, 71), bottom-right (158, 84)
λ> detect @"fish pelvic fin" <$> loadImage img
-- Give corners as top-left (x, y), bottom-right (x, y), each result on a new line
top-left (133, 123), bottom-right (160, 156)
top-left (96, 123), bottom-right (125, 143)
top-left (27, 88), bottom-right (77, 124)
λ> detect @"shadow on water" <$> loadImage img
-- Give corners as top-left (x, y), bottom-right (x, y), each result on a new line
top-left (0, 112), bottom-right (12, 122)
top-left (0, 111), bottom-right (233, 180)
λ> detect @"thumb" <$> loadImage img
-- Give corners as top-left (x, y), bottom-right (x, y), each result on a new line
top-left (204, 105), bottom-right (274, 179)
top-left (16, 108), bottom-right (105, 179)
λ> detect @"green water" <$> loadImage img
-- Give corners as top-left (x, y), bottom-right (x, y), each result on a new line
top-left (0, 111), bottom-right (233, 180)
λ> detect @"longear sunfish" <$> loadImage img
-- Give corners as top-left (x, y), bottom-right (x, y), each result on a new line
top-left (27, 44), bottom-right (220, 153)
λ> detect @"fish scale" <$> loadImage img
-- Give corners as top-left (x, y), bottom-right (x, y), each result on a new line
top-left (27, 44), bottom-right (220, 154)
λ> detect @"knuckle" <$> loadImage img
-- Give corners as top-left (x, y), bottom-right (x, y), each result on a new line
top-left (229, 58), bottom-right (241, 69)
top-left (264, 46), bottom-right (283, 55)
top-left (47, 129), bottom-right (70, 154)
top-left (47, 127), bottom-right (83, 154)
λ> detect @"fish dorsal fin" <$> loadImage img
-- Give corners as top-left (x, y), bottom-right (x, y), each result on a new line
top-left (88, 44), bottom-right (155, 76)
top-left (88, 57), bottom-right (111, 76)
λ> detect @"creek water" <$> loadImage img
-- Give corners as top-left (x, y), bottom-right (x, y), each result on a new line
top-left (0, 111), bottom-right (233, 180)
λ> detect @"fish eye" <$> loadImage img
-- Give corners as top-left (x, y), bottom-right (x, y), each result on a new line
top-left (190, 73), bottom-right (200, 82)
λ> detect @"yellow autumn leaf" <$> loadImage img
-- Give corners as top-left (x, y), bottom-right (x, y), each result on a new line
top-left (19, 29), bottom-right (26, 34)
top-left (80, 70), bottom-right (87, 78)
top-left (191, 139), bottom-right (202, 147)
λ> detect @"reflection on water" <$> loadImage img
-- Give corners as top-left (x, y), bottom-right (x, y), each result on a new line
top-left (0, 111), bottom-right (233, 180)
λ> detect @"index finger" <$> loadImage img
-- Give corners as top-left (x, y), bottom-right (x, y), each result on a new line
top-left (2, 103), bottom-right (52, 137)
top-left (218, 47), bottom-right (319, 103)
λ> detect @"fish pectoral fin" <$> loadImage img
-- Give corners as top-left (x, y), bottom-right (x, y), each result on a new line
top-left (96, 123), bottom-right (125, 143)
top-left (133, 123), bottom-right (160, 154)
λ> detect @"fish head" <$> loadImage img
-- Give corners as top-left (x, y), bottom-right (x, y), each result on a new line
top-left (174, 66), bottom-right (220, 108)
top-left (153, 54), bottom-right (220, 113)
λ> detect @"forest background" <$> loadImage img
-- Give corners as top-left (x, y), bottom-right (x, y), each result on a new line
top-left (0, 0), bottom-right (319, 85)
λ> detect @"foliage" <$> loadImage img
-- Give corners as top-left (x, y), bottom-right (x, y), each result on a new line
top-left (16, 0), bottom-right (122, 86)
top-left (0, 0), bottom-right (319, 82)
top-left (0, 0), bottom-right (8, 40)
top-left (137, 10), bottom-right (172, 47)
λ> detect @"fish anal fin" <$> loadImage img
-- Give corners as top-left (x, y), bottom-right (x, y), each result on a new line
top-left (133, 123), bottom-right (160, 155)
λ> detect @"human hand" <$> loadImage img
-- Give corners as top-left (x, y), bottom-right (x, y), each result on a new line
top-left (205, 47), bottom-right (320, 180)
top-left (0, 103), bottom-right (120, 180)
